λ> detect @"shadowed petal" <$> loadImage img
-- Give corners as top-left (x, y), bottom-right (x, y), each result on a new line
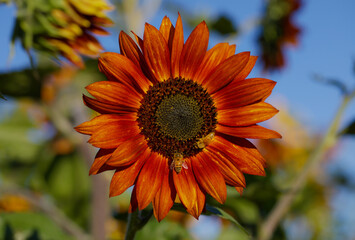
top-left (119, 31), bottom-right (143, 67)
top-left (233, 56), bottom-right (258, 82)
top-left (210, 135), bottom-right (266, 176)
top-left (235, 187), bottom-right (244, 195)
top-left (128, 187), bottom-right (138, 213)
top-left (153, 160), bottom-right (176, 221)
top-left (171, 13), bottom-right (184, 78)
top-left (107, 134), bottom-right (149, 166)
top-left (192, 153), bottom-right (227, 204)
top-left (119, 31), bottom-right (158, 84)
top-left (136, 153), bottom-right (166, 210)
top-left (159, 16), bottom-right (174, 51)
top-left (86, 81), bottom-right (141, 109)
top-left (89, 148), bottom-right (115, 175)
top-left (179, 21), bottom-right (209, 79)
top-left (83, 95), bottom-right (136, 115)
top-left (203, 52), bottom-right (250, 94)
top-left (220, 134), bottom-right (269, 167)
top-left (216, 124), bottom-right (282, 140)
top-left (218, 102), bottom-right (279, 127)
top-left (132, 31), bottom-right (144, 51)
top-left (98, 52), bottom-right (152, 93)
top-left (143, 23), bottom-right (171, 82)
top-left (193, 43), bottom-right (235, 84)
top-left (213, 78), bottom-right (276, 110)
top-left (109, 152), bottom-right (149, 197)
top-left (205, 149), bottom-right (246, 187)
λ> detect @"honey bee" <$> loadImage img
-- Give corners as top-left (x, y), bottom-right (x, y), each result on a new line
top-left (170, 152), bottom-right (188, 174)
top-left (196, 132), bottom-right (215, 149)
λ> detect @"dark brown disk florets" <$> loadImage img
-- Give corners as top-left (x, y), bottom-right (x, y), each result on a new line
top-left (137, 77), bottom-right (217, 159)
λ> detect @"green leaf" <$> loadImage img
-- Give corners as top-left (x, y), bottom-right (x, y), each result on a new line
top-left (205, 204), bottom-right (250, 237)
top-left (0, 91), bottom-right (6, 100)
top-left (339, 119), bottom-right (355, 136)
top-left (26, 229), bottom-right (41, 240)
top-left (3, 222), bottom-right (15, 240)
top-left (210, 15), bottom-right (238, 36)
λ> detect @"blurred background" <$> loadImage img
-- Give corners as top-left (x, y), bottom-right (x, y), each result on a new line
top-left (1, 0), bottom-right (355, 239)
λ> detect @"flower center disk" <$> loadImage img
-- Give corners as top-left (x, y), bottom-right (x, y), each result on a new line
top-left (156, 94), bottom-right (203, 140)
top-left (137, 78), bottom-right (217, 159)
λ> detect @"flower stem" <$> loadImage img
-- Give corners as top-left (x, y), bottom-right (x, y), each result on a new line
top-left (124, 210), bottom-right (153, 240)
top-left (258, 91), bottom-right (355, 240)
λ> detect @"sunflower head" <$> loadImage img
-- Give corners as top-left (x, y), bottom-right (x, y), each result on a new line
top-left (75, 14), bottom-right (281, 221)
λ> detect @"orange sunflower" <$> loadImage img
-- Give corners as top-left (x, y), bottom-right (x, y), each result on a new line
top-left (75, 14), bottom-right (281, 221)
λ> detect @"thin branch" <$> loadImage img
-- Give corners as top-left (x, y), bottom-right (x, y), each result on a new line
top-left (258, 91), bottom-right (355, 240)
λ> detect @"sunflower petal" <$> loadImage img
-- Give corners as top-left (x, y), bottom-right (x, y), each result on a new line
top-left (159, 16), bottom-right (174, 51)
top-left (217, 102), bottom-right (279, 127)
top-left (109, 155), bottom-right (148, 197)
top-left (179, 21), bottom-right (209, 79)
top-left (192, 153), bottom-right (227, 204)
top-left (89, 148), bottom-right (115, 175)
top-left (119, 31), bottom-right (143, 67)
top-left (233, 56), bottom-right (258, 81)
top-left (86, 81), bottom-right (141, 109)
top-left (107, 134), bottom-right (149, 166)
top-left (87, 118), bottom-right (140, 149)
top-left (213, 78), bottom-right (276, 110)
top-left (98, 52), bottom-right (151, 93)
top-left (186, 169), bottom-right (205, 219)
top-left (74, 114), bottom-right (136, 135)
top-left (223, 134), bottom-right (267, 167)
top-left (132, 31), bottom-right (144, 50)
top-left (205, 149), bottom-right (246, 187)
top-left (193, 43), bottom-right (235, 84)
top-left (83, 95), bottom-right (136, 115)
top-left (119, 31), bottom-right (158, 84)
top-left (216, 124), bottom-right (282, 140)
top-left (235, 187), bottom-right (244, 195)
top-left (153, 160), bottom-right (176, 222)
top-left (211, 135), bottom-right (266, 176)
top-left (173, 159), bottom-right (200, 212)
top-left (136, 153), bottom-right (166, 210)
top-left (171, 13), bottom-right (184, 78)
top-left (128, 187), bottom-right (138, 213)
top-left (203, 52), bottom-right (250, 94)
top-left (143, 23), bottom-right (171, 82)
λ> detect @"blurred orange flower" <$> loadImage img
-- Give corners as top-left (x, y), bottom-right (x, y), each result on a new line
top-left (258, 0), bottom-right (301, 71)
top-left (76, 14), bottom-right (281, 221)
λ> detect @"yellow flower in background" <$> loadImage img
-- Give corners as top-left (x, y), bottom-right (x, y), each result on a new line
top-left (0, 194), bottom-right (32, 212)
top-left (10, 0), bottom-right (113, 67)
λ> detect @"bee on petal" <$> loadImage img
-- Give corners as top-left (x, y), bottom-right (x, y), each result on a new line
top-left (196, 132), bottom-right (215, 149)
top-left (170, 152), bottom-right (188, 174)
